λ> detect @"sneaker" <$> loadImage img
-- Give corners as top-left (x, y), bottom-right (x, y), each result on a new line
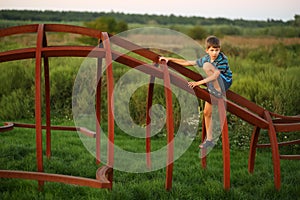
top-left (199, 140), bottom-right (214, 149)
top-left (207, 83), bottom-right (222, 98)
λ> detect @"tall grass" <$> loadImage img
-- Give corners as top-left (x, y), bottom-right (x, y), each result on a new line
top-left (0, 124), bottom-right (299, 199)
top-left (0, 29), bottom-right (299, 199)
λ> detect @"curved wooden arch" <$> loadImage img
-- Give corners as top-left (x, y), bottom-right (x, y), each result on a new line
top-left (0, 24), bottom-right (299, 191)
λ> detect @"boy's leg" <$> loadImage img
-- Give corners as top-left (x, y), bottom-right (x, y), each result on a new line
top-left (199, 101), bottom-right (214, 148)
top-left (202, 62), bottom-right (221, 92)
top-left (203, 102), bottom-right (213, 141)
top-left (200, 63), bottom-right (221, 148)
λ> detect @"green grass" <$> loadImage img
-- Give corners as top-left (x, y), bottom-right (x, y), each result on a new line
top-left (0, 125), bottom-right (299, 200)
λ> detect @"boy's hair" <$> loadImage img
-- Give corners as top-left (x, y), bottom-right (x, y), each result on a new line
top-left (205, 36), bottom-right (220, 49)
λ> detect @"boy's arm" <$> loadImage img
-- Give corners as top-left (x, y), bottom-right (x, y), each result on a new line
top-left (159, 57), bottom-right (196, 66)
top-left (188, 65), bottom-right (220, 88)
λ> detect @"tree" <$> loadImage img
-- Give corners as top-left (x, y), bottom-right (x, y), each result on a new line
top-left (188, 26), bottom-right (207, 40)
top-left (294, 14), bottom-right (300, 27)
top-left (84, 16), bottom-right (128, 34)
top-left (78, 16), bottom-right (128, 45)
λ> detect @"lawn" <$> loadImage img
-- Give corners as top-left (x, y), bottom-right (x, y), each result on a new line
top-left (0, 124), bottom-right (299, 200)
top-left (0, 19), bottom-right (299, 200)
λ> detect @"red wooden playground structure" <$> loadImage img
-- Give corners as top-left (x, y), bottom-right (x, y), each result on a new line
top-left (0, 24), bottom-right (299, 191)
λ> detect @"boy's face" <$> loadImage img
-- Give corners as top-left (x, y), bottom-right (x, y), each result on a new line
top-left (206, 47), bottom-right (220, 61)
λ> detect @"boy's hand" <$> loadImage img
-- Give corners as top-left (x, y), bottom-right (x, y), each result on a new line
top-left (188, 81), bottom-right (201, 88)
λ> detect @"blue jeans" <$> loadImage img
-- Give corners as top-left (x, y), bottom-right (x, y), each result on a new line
top-left (218, 75), bottom-right (232, 92)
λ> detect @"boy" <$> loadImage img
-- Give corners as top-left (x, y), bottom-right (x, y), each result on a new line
top-left (159, 35), bottom-right (232, 148)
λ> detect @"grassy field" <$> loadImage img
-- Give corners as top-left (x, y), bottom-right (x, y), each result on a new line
top-left (0, 24), bottom-right (299, 199)
top-left (0, 123), bottom-right (299, 200)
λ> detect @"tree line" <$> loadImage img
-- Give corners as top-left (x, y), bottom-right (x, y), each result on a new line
top-left (1, 9), bottom-right (299, 27)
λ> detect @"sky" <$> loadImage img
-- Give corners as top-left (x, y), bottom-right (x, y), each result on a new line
top-left (1, 0), bottom-right (299, 21)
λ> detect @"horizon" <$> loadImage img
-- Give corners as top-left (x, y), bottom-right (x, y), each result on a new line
top-left (1, 0), bottom-right (299, 22)
top-left (1, 8), bottom-right (298, 22)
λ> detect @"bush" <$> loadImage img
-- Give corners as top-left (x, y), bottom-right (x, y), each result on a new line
top-left (0, 61), bottom-right (35, 120)
top-left (49, 58), bottom-right (82, 118)
top-left (188, 26), bottom-right (207, 40)
top-left (78, 17), bottom-right (128, 45)
top-left (0, 88), bottom-right (34, 120)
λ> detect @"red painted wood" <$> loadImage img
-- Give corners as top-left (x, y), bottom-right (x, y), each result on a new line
top-left (101, 32), bottom-right (115, 167)
top-left (44, 24), bottom-right (102, 39)
top-left (160, 60), bottom-right (174, 190)
top-left (0, 122), bottom-right (14, 132)
top-left (35, 24), bottom-right (44, 189)
top-left (201, 118), bottom-right (207, 168)
top-left (274, 123), bottom-right (300, 132)
top-left (0, 24), bottom-right (38, 37)
top-left (96, 44), bottom-right (103, 165)
top-left (248, 126), bottom-right (261, 173)
top-left (146, 75), bottom-right (156, 169)
top-left (42, 30), bottom-right (52, 159)
top-left (279, 155), bottom-right (300, 160)
top-left (0, 169), bottom-right (112, 189)
top-left (264, 111), bottom-right (281, 190)
top-left (218, 99), bottom-right (230, 190)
